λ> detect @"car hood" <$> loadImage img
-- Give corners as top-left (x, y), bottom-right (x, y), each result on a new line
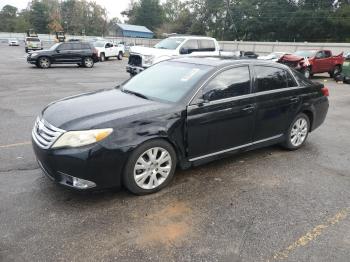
top-left (129, 46), bottom-right (177, 57)
top-left (41, 89), bottom-right (173, 130)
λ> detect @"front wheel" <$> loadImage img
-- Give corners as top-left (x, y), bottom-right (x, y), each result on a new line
top-left (83, 57), bottom-right (94, 68)
top-left (38, 57), bottom-right (51, 69)
top-left (283, 113), bottom-right (310, 150)
top-left (123, 140), bottom-right (177, 195)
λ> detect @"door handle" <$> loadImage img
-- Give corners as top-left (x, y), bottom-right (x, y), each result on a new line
top-left (290, 97), bottom-right (300, 103)
top-left (242, 105), bottom-right (255, 112)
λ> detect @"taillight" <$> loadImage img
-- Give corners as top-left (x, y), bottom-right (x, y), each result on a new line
top-left (321, 87), bottom-right (329, 97)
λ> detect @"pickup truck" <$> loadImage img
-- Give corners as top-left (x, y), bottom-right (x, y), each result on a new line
top-left (92, 41), bottom-right (125, 62)
top-left (126, 36), bottom-right (220, 75)
top-left (278, 50), bottom-right (344, 79)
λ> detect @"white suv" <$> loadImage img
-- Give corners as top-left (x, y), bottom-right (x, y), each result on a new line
top-left (126, 36), bottom-right (220, 75)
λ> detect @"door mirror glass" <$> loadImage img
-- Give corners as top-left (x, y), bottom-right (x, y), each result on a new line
top-left (203, 89), bottom-right (221, 101)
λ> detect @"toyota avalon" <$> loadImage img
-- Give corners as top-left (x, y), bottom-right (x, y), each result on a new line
top-left (32, 57), bottom-right (329, 195)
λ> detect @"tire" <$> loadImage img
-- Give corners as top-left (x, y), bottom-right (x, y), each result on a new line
top-left (38, 57), bottom-right (51, 69)
top-left (83, 57), bottom-right (94, 68)
top-left (117, 52), bottom-right (123, 60)
top-left (123, 139), bottom-right (177, 195)
top-left (330, 65), bottom-right (341, 78)
top-left (25, 48), bottom-right (28, 53)
top-left (282, 113), bottom-right (310, 150)
top-left (334, 74), bottom-right (344, 82)
top-left (303, 67), bottom-right (311, 79)
top-left (100, 53), bottom-right (105, 62)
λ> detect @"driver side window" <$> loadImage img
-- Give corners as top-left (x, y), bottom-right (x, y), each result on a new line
top-left (315, 51), bottom-right (325, 59)
top-left (202, 66), bottom-right (251, 101)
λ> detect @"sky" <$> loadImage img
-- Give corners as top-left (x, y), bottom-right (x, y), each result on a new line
top-left (0, 0), bottom-right (131, 20)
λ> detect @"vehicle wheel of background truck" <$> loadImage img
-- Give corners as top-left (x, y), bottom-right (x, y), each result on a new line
top-left (329, 65), bottom-right (341, 78)
top-left (303, 67), bottom-right (311, 79)
top-left (117, 52), bottom-right (123, 60)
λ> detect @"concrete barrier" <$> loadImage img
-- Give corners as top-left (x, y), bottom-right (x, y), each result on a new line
top-left (1, 32), bottom-right (349, 55)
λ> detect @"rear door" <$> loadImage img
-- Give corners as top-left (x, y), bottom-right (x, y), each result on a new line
top-left (252, 65), bottom-right (301, 142)
top-left (187, 65), bottom-right (255, 160)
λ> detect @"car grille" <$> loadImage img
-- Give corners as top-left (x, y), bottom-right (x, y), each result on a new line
top-left (128, 54), bottom-right (142, 67)
top-left (32, 117), bottom-right (65, 149)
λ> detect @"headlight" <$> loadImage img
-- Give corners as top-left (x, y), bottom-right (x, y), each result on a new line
top-left (31, 53), bottom-right (38, 57)
top-left (52, 128), bottom-right (113, 149)
top-left (143, 55), bottom-right (154, 65)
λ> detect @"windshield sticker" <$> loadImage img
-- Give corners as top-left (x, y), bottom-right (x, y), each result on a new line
top-left (181, 68), bottom-right (200, 82)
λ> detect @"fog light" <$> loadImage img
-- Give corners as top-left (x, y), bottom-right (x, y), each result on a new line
top-left (72, 177), bottom-right (96, 189)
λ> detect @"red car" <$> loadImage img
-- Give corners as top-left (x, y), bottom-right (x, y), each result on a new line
top-left (279, 50), bottom-right (344, 78)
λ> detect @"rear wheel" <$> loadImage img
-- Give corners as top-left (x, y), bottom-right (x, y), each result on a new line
top-left (83, 57), bottom-right (94, 68)
top-left (38, 57), bottom-right (51, 69)
top-left (25, 48), bottom-right (28, 53)
top-left (330, 65), bottom-right (341, 78)
top-left (283, 113), bottom-right (310, 150)
top-left (123, 139), bottom-right (177, 195)
top-left (117, 52), bottom-right (123, 60)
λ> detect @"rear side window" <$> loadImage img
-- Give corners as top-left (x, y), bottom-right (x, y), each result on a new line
top-left (59, 43), bottom-right (73, 50)
top-left (181, 40), bottom-right (199, 53)
top-left (203, 66), bottom-right (251, 101)
top-left (286, 70), bottom-right (298, 87)
top-left (255, 66), bottom-right (288, 92)
top-left (72, 43), bottom-right (82, 50)
top-left (291, 68), bottom-right (313, 86)
top-left (199, 40), bottom-right (216, 51)
top-left (81, 43), bottom-right (91, 50)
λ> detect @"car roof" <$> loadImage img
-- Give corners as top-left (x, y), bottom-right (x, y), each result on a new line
top-left (168, 35), bottom-right (216, 40)
top-left (170, 56), bottom-right (290, 69)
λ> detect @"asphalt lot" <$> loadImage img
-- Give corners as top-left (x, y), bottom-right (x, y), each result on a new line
top-left (0, 44), bottom-right (350, 262)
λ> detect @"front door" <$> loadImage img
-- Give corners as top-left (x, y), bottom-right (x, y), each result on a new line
top-left (187, 65), bottom-right (255, 160)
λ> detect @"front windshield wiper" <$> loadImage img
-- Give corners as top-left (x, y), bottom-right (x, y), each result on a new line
top-left (122, 89), bottom-right (149, 100)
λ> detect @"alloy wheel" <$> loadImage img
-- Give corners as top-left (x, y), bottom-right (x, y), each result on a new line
top-left (39, 57), bottom-right (50, 68)
top-left (84, 57), bottom-right (94, 68)
top-left (290, 117), bottom-right (308, 147)
top-left (133, 147), bottom-right (172, 190)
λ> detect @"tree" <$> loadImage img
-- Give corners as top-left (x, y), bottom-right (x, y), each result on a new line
top-left (0, 5), bottom-right (18, 32)
top-left (123, 0), bottom-right (164, 31)
top-left (29, 0), bottom-right (50, 33)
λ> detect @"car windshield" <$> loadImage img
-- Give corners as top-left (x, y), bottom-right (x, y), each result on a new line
top-left (121, 61), bottom-right (212, 103)
top-left (49, 43), bottom-right (60, 50)
top-left (93, 41), bottom-right (105, 47)
top-left (154, 38), bottom-right (185, 50)
top-left (294, 50), bottom-right (317, 58)
top-left (9, 38), bottom-right (17, 41)
top-left (26, 37), bottom-right (40, 42)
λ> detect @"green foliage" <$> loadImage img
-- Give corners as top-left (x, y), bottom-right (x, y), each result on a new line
top-left (0, 0), bottom-right (113, 36)
top-left (2, 0), bottom-right (350, 42)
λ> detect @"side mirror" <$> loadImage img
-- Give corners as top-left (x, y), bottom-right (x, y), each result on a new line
top-left (180, 47), bottom-right (189, 55)
top-left (203, 89), bottom-right (220, 102)
top-left (56, 49), bottom-right (60, 53)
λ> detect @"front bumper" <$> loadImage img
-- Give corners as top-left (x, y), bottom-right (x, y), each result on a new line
top-left (27, 56), bottom-right (37, 64)
top-left (32, 139), bottom-right (127, 190)
top-left (126, 64), bottom-right (145, 75)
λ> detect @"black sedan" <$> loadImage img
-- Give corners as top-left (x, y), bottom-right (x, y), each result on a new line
top-left (32, 57), bottom-right (329, 195)
top-left (27, 42), bottom-right (99, 68)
